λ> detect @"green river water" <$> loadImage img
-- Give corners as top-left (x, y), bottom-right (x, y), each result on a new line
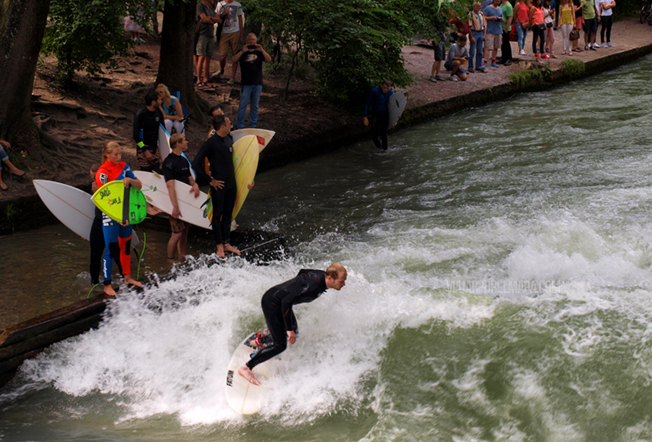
top-left (2, 54), bottom-right (652, 441)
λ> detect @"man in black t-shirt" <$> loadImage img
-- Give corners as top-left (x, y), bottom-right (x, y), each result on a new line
top-left (162, 133), bottom-right (200, 259)
top-left (232, 33), bottom-right (272, 129)
top-left (133, 90), bottom-right (164, 172)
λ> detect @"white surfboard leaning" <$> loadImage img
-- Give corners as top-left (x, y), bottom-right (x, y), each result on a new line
top-left (225, 328), bottom-right (271, 415)
top-left (33, 179), bottom-right (140, 246)
top-left (134, 171), bottom-right (211, 230)
top-left (388, 91), bottom-right (407, 127)
top-left (231, 128), bottom-right (275, 153)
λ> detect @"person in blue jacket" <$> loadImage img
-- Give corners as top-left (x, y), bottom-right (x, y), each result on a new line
top-left (363, 80), bottom-right (394, 151)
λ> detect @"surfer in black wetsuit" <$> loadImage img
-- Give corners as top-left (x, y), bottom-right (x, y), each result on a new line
top-left (238, 263), bottom-right (348, 385)
top-left (192, 114), bottom-right (240, 258)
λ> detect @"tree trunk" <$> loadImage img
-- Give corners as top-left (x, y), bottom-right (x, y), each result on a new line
top-left (0, 0), bottom-right (52, 149)
top-left (157, 0), bottom-right (209, 127)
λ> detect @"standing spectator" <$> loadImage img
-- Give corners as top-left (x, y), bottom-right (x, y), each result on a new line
top-left (514, 0), bottom-right (531, 55)
top-left (363, 80), bottom-right (394, 150)
top-left (232, 33), bottom-right (272, 129)
top-left (598, 0), bottom-right (615, 47)
top-left (444, 34), bottom-right (470, 81)
top-left (162, 133), bottom-right (200, 260)
top-left (195, 0), bottom-right (221, 88)
top-left (572, 0), bottom-right (583, 52)
top-left (543, 0), bottom-right (556, 58)
top-left (0, 140), bottom-right (25, 191)
top-left (468, 1), bottom-right (486, 73)
top-left (156, 84), bottom-right (184, 135)
top-left (530, 0), bottom-right (548, 58)
top-left (559, 0), bottom-right (576, 55)
top-left (581, 0), bottom-right (598, 50)
top-left (192, 115), bottom-right (240, 258)
top-left (133, 90), bottom-right (164, 172)
top-left (499, 0), bottom-right (514, 65)
top-left (216, 0), bottom-right (245, 86)
top-left (429, 28), bottom-right (448, 82)
top-left (483, 0), bottom-right (504, 68)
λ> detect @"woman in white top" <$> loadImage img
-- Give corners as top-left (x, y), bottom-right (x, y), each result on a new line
top-left (599, 0), bottom-right (615, 47)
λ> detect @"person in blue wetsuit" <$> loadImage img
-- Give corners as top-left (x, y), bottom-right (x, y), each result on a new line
top-left (363, 79), bottom-right (394, 151)
top-left (95, 142), bottom-right (143, 296)
top-left (238, 263), bottom-right (348, 385)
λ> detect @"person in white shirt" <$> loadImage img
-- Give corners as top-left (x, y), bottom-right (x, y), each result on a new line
top-left (598, 0), bottom-right (615, 47)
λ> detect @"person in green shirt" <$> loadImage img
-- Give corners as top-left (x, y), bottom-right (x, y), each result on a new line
top-left (581, 0), bottom-right (598, 50)
top-left (499, 0), bottom-right (514, 65)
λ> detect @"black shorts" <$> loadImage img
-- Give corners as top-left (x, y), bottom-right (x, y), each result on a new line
top-left (433, 42), bottom-right (445, 61)
top-left (583, 17), bottom-right (597, 33)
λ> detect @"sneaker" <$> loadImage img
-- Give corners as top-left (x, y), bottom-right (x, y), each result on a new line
top-left (435, 75), bottom-right (447, 81)
top-left (535, 53), bottom-right (542, 59)
top-left (428, 76), bottom-right (437, 83)
top-left (607, 43), bottom-right (614, 48)
top-left (543, 54), bottom-right (550, 59)
top-left (476, 67), bottom-right (486, 73)
top-left (519, 49), bottom-right (526, 55)
top-left (481, 62), bottom-right (488, 69)
top-left (228, 78), bottom-right (235, 85)
top-left (448, 75), bottom-right (459, 81)
top-left (585, 45), bottom-right (590, 50)
top-left (504, 60), bottom-right (513, 66)
top-left (589, 46), bottom-right (596, 51)
top-left (491, 61), bottom-right (500, 68)
top-left (468, 68), bottom-right (475, 73)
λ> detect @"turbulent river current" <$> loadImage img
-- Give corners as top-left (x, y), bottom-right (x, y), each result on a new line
top-left (3, 54), bottom-right (652, 441)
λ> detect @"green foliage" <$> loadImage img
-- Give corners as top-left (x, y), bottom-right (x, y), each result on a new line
top-left (263, 61), bottom-right (287, 76)
top-left (561, 59), bottom-right (586, 79)
top-left (41, 0), bottom-right (154, 86)
top-left (508, 69), bottom-right (545, 88)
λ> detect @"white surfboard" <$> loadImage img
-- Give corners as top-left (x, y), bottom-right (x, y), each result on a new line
top-left (388, 91), bottom-right (407, 127)
top-left (33, 179), bottom-right (140, 246)
top-left (134, 171), bottom-right (212, 230)
top-left (225, 328), bottom-right (271, 415)
top-left (229, 129), bottom-right (275, 153)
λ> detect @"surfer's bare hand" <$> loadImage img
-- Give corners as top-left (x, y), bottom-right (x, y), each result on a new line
top-left (210, 179), bottom-right (224, 190)
top-left (172, 206), bottom-right (181, 219)
top-left (190, 184), bottom-right (200, 198)
top-left (247, 180), bottom-right (255, 190)
top-left (123, 177), bottom-right (131, 188)
top-left (363, 117), bottom-right (369, 126)
top-left (287, 330), bottom-right (296, 345)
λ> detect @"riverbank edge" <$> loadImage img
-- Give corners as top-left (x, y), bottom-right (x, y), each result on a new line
top-left (2, 42), bottom-right (652, 236)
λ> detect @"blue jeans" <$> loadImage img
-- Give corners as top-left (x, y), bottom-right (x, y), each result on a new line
top-left (469, 31), bottom-right (484, 69)
top-left (517, 23), bottom-right (528, 49)
top-left (236, 84), bottom-right (263, 129)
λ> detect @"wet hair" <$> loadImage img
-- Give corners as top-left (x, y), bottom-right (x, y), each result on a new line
top-left (101, 141), bottom-right (120, 162)
top-left (170, 133), bottom-right (184, 149)
top-left (212, 114), bottom-right (227, 131)
top-left (325, 263), bottom-right (347, 280)
top-left (145, 90), bottom-right (159, 106)
top-left (155, 83), bottom-right (171, 100)
top-left (209, 104), bottom-right (223, 116)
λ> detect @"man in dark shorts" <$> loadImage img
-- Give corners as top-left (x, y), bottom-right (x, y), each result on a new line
top-left (429, 33), bottom-right (447, 83)
top-left (238, 263), bottom-right (348, 385)
top-left (363, 79), bottom-right (394, 151)
top-left (192, 114), bottom-right (240, 258)
top-left (162, 133), bottom-right (200, 259)
top-left (133, 90), bottom-right (164, 172)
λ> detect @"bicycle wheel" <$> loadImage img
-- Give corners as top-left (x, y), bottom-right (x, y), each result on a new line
top-left (641, 4), bottom-right (649, 23)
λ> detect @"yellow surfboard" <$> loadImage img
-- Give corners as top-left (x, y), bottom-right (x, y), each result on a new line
top-left (91, 181), bottom-right (148, 224)
top-left (232, 135), bottom-right (259, 220)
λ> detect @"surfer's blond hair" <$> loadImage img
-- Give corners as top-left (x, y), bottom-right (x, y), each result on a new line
top-left (326, 263), bottom-right (347, 280)
top-left (101, 141), bottom-right (120, 162)
top-left (170, 133), bottom-right (185, 149)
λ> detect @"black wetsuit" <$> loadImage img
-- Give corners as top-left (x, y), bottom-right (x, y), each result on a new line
top-left (133, 107), bottom-right (164, 172)
top-left (192, 133), bottom-right (236, 245)
top-left (89, 204), bottom-right (122, 285)
top-left (246, 269), bottom-right (328, 370)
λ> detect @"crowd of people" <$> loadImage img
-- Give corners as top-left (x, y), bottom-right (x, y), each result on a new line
top-left (430, 0), bottom-right (616, 82)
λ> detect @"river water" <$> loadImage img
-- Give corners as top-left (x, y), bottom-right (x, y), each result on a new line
top-left (2, 55), bottom-right (652, 441)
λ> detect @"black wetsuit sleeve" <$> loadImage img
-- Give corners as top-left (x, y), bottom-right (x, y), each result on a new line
top-left (279, 280), bottom-right (313, 331)
top-left (133, 109), bottom-right (144, 143)
top-left (192, 140), bottom-right (212, 185)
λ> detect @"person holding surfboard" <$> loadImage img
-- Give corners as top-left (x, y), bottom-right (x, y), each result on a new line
top-left (162, 133), bottom-right (200, 260)
top-left (238, 263), bottom-right (348, 385)
top-left (95, 142), bottom-right (143, 296)
top-left (363, 80), bottom-right (394, 151)
top-left (192, 114), bottom-right (240, 258)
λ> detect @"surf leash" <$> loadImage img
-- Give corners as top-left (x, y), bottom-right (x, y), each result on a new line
top-left (87, 283), bottom-right (99, 299)
top-left (137, 231), bottom-right (147, 280)
top-left (239, 238), bottom-right (281, 254)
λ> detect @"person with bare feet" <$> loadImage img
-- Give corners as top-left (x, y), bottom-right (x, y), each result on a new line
top-left (0, 140), bottom-right (25, 190)
top-left (192, 114), bottom-right (240, 258)
top-left (95, 142), bottom-right (143, 296)
top-left (238, 263), bottom-right (348, 385)
top-left (163, 133), bottom-right (200, 260)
